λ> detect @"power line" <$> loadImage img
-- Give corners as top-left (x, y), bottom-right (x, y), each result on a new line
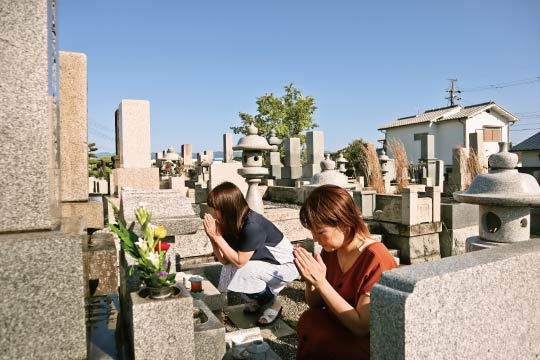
top-left (511, 128), bottom-right (540, 131)
top-left (461, 76), bottom-right (540, 92)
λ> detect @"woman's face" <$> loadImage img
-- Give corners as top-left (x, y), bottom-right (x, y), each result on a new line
top-left (310, 225), bottom-right (346, 252)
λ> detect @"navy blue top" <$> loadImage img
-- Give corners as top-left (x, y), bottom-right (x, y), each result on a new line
top-left (224, 211), bottom-right (284, 265)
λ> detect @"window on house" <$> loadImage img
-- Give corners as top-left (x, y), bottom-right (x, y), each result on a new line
top-left (483, 127), bottom-right (502, 142)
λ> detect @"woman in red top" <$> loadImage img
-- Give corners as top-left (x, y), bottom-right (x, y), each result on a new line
top-left (293, 184), bottom-right (397, 360)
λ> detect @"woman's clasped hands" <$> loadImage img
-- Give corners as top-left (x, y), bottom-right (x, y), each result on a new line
top-left (203, 213), bottom-right (221, 241)
top-left (293, 247), bottom-right (327, 288)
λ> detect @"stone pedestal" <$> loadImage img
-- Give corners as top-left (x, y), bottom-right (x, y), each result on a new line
top-left (0, 230), bottom-right (87, 359)
top-left (111, 167), bottom-right (159, 195)
top-left (127, 285), bottom-right (195, 360)
top-left (353, 189), bottom-right (377, 218)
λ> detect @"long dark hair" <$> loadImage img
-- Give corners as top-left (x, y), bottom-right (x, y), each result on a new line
top-left (300, 184), bottom-right (370, 243)
top-left (207, 182), bottom-right (250, 237)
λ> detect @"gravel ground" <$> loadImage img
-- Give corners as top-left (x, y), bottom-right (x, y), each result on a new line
top-left (221, 280), bottom-right (308, 360)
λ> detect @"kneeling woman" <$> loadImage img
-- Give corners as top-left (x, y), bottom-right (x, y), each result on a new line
top-left (203, 182), bottom-right (299, 325)
top-left (294, 184), bottom-right (397, 360)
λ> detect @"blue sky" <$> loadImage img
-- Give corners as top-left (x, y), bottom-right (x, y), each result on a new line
top-left (59, 0), bottom-right (540, 154)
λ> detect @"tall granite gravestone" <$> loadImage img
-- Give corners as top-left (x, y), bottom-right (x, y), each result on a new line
top-left (58, 51), bottom-right (104, 229)
top-left (282, 137), bottom-right (302, 180)
top-left (182, 143), bottom-right (193, 166)
top-left (0, 1), bottom-right (86, 357)
top-left (302, 130), bottom-right (324, 178)
top-left (110, 100), bottom-right (159, 195)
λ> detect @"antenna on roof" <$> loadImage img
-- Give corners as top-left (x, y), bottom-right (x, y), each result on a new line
top-left (446, 79), bottom-right (462, 106)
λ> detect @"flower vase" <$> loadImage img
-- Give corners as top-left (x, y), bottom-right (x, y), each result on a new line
top-left (146, 285), bottom-right (175, 300)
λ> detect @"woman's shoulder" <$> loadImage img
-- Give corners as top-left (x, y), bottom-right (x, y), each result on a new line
top-left (362, 241), bottom-right (397, 269)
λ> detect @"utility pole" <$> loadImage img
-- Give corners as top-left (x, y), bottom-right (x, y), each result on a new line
top-left (446, 79), bottom-right (461, 106)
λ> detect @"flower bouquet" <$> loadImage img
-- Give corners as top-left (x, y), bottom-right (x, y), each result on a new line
top-left (108, 202), bottom-right (176, 298)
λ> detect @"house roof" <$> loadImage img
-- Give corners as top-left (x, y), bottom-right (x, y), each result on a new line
top-left (378, 101), bottom-right (519, 130)
top-left (510, 131), bottom-right (540, 152)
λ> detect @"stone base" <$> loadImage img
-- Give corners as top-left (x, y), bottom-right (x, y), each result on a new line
top-left (385, 232), bottom-right (441, 264)
top-left (84, 231), bottom-right (118, 296)
top-left (282, 166), bottom-right (302, 180)
top-left (465, 236), bottom-right (513, 252)
top-left (194, 299), bottom-right (226, 360)
top-left (264, 186), bottom-right (303, 204)
top-left (112, 167), bottom-right (159, 195)
top-left (127, 285), bottom-right (195, 360)
top-left (187, 188), bottom-right (208, 203)
top-left (440, 225), bottom-right (479, 257)
top-left (0, 230), bottom-right (86, 359)
top-left (367, 220), bottom-right (442, 237)
top-left (302, 163), bottom-right (321, 178)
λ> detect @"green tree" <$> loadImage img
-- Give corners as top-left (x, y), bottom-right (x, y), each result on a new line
top-left (230, 83), bottom-right (318, 147)
top-left (88, 143), bottom-right (113, 179)
top-left (335, 139), bottom-right (366, 176)
top-left (88, 142), bottom-right (100, 177)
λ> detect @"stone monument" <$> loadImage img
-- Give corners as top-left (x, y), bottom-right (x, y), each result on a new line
top-left (302, 130), bottom-right (324, 178)
top-left (0, 1), bottom-right (86, 357)
top-left (233, 124), bottom-right (272, 214)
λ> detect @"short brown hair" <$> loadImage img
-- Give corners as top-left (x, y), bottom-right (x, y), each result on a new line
top-left (300, 184), bottom-right (370, 243)
top-left (207, 182), bottom-right (250, 237)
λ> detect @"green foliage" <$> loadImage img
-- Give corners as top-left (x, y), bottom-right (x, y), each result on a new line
top-left (335, 139), bottom-right (366, 175)
top-left (230, 83), bottom-right (318, 147)
top-left (108, 201), bottom-right (175, 288)
top-left (88, 143), bottom-right (113, 179)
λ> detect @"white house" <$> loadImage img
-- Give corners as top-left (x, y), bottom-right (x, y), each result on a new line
top-left (510, 131), bottom-right (540, 167)
top-left (378, 101), bottom-right (518, 166)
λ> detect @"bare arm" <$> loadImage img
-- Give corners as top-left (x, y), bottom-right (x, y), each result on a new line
top-left (203, 214), bottom-right (254, 268)
top-left (293, 247), bottom-right (370, 336)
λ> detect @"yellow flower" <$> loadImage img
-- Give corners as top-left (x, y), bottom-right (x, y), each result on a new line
top-left (154, 225), bottom-right (168, 239)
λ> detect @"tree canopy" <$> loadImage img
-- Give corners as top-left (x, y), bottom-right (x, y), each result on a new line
top-left (230, 83), bottom-right (318, 146)
top-left (335, 139), bottom-right (366, 176)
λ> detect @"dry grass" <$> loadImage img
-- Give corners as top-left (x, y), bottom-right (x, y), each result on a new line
top-left (387, 138), bottom-right (409, 194)
top-left (454, 145), bottom-right (471, 189)
top-left (467, 147), bottom-right (486, 183)
top-left (359, 143), bottom-right (385, 194)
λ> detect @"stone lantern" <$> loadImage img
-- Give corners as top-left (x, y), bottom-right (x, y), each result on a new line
top-left (233, 124), bottom-right (272, 214)
top-left (336, 152), bottom-right (348, 173)
top-left (454, 142), bottom-right (540, 251)
top-left (379, 149), bottom-right (391, 192)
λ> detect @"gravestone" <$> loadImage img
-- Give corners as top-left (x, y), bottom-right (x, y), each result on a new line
top-left (182, 143), bottom-right (193, 166)
top-left (224, 133), bottom-right (234, 163)
top-left (282, 138), bottom-right (302, 180)
top-left (302, 130), bottom-right (324, 178)
top-left (0, 1), bottom-right (86, 357)
top-left (111, 100), bottom-right (159, 195)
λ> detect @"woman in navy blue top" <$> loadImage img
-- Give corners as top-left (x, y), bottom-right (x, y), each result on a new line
top-left (203, 182), bottom-right (298, 325)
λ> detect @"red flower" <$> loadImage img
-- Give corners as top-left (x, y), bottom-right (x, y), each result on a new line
top-left (155, 242), bottom-right (170, 252)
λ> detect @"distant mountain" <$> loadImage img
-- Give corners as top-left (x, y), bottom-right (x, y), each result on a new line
top-left (95, 152), bottom-right (114, 158)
